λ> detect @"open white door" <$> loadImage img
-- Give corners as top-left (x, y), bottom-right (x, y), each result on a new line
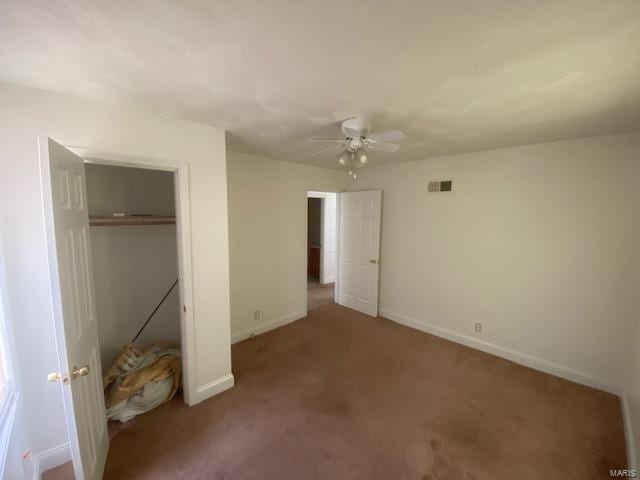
top-left (337, 190), bottom-right (382, 317)
top-left (40, 138), bottom-right (108, 480)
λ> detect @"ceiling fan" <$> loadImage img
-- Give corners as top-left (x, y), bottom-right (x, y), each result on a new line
top-left (309, 117), bottom-right (404, 178)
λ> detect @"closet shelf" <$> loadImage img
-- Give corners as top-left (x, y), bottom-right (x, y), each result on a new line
top-left (89, 215), bottom-right (176, 227)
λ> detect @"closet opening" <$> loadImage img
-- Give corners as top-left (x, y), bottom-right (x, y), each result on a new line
top-left (85, 161), bottom-right (188, 426)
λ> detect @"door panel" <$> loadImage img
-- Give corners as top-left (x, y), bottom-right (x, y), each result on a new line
top-left (358, 266), bottom-right (371, 302)
top-left (338, 191), bottom-right (382, 317)
top-left (360, 218), bottom-right (373, 253)
top-left (40, 138), bottom-right (108, 480)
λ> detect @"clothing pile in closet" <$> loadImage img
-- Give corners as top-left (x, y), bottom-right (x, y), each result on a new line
top-left (103, 343), bottom-right (182, 423)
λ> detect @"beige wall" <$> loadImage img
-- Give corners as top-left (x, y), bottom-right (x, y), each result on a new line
top-left (0, 82), bottom-right (231, 474)
top-left (350, 132), bottom-right (640, 391)
top-left (226, 151), bottom-right (347, 342)
top-left (86, 164), bottom-right (180, 369)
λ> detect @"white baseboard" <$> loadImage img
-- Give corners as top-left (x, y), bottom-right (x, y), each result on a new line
top-left (231, 310), bottom-right (307, 344)
top-left (379, 309), bottom-right (619, 395)
top-left (189, 373), bottom-right (235, 406)
top-left (33, 442), bottom-right (70, 480)
top-left (621, 388), bottom-right (637, 469)
top-left (322, 276), bottom-right (336, 284)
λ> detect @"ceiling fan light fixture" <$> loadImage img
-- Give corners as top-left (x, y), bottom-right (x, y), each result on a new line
top-left (312, 118), bottom-right (403, 180)
top-left (338, 150), bottom-right (350, 166)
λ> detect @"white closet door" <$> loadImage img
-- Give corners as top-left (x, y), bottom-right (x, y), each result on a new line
top-left (40, 138), bottom-right (108, 480)
top-left (337, 190), bottom-right (382, 317)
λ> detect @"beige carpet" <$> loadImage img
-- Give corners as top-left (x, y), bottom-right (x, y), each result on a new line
top-left (308, 280), bottom-right (335, 311)
top-left (42, 462), bottom-right (73, 480)
top-left (46, 304), bottom-right (626, 479)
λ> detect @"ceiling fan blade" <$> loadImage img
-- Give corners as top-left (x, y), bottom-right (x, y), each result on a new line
top-left (308, 138), bottom-right (344, 143)
top-left (307, 144), bottom-right (345, 156)
top-left (368, 130), bottom-right (404, 142)
top-left (367, 140), bottom-right (400, 153)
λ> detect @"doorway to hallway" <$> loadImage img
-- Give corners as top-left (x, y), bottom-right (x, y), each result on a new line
top-left (306, 191), bottom-right (337, 312)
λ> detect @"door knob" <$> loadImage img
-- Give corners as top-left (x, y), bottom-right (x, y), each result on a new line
top-left (71, 365), bottom-right (90, 379)
top-left (47, 371), bottom-right (70, 384)
top-left (370, 259), bottom-right (377, 264)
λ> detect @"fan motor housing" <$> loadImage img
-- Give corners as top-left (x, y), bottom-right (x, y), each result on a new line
top-left (341, 117), bottom-right (371, 138)
top-left (347, 137), bottom-right (363, 151)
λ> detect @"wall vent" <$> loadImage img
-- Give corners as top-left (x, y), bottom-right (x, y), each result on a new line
top-left (427, 180), bottom-right (453, 192)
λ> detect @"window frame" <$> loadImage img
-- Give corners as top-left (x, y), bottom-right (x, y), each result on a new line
top-left (0, 250), bottom-right (19, 475)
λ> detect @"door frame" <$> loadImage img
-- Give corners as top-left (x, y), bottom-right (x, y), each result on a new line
top-left (306, 195), bottom-right (325, 283)
top-left (305, 190), bottom-right (341, 312)
top-left (61, 145), bottom-right (197, 405)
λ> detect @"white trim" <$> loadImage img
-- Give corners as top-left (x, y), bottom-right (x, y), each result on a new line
top-left (189, 374), bottom-right (235, 405)
top-left (319, 198), bottom-right (325, 284)
top-left (231, 311), bottom-right (307, 344)
top-left (621, 388), bottom-right (637, 470)
top-left (307, 191), bottom-right (335, 198)
top-left (69, 146), bottom-right (182, 172)
top-left (33, 443), bottom-right (71, 480)
top-left (305, 189), bottom-right (342, 314)
top-left (0, 233), bottom-right (22, 478)
top-left (334, 193), bottom-right (341, 304)
top-left (379, 309), bottom-right (620, 395)
top-left (0, 392), bottom-right (18, 477)
top-left (67, 146), bottom-right (198, 405)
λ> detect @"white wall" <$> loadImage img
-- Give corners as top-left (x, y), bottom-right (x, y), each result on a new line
top-left (227, 152), bottom-right (347, 342)
top-left (85, 164), bottom-right (180, 369)
top-left (350, 132), bottom-right (640, 392)
top-left (85, 163), bottom-right (176, 216)
top-left (0, 82), bottom-right (232, 477)
top-left (91, 227), bottom-right (180, 367)
top-left (0, 232), bottom-right (35, 480)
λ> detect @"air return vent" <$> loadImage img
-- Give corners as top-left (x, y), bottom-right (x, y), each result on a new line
top-left (427, 180), bottom-right (453, 192)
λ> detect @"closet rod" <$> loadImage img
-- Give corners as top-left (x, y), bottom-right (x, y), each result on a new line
top-left (131, 278), bottom-right (179, 344)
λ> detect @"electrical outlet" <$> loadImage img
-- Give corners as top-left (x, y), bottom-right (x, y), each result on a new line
top-left (254, 310), bottom-right (261, 320)
top-left (474, 323), bottom-right (482, 333)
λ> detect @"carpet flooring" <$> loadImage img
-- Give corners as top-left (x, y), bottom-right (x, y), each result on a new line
top-left (307, 279), bottom-right (335, 311)
top-left (46, 304), bottom-right (626, 479)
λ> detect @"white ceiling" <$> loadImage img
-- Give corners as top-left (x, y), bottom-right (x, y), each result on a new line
top-left (1, 0), bottom-right (639, 169)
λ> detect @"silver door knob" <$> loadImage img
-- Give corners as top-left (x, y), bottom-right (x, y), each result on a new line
top-left (370, 259), bottom-right (377, 264)
top-left (71, 365), bottom-right (90, 379)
